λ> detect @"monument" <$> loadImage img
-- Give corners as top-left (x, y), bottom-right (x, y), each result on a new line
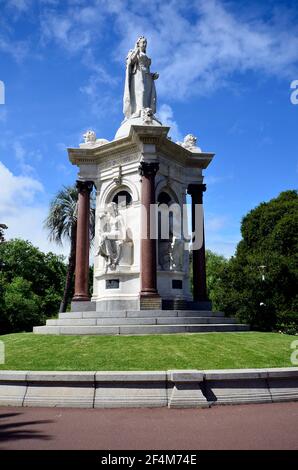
top-left (34, 37), bottom-right (249, 334)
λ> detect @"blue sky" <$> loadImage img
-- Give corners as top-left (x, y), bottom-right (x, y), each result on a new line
top-left (0, 0), bottom-right (297, 258)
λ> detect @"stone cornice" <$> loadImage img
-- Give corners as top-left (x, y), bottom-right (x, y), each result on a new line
top-left (68, 124), bottom-right (215, 170)
top-left (157, 138), bottom-right (214, 169)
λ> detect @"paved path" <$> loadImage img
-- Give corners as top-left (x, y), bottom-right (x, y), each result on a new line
top-left (0, 402), bottom-right (297, 450)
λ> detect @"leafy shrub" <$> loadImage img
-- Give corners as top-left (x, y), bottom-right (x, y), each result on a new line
top-left (4, 277), bottom-right (42, 332)
top-left (276, 311), bottom-right (298, 335)
top-left (0, 239), bottom-right (66, 333)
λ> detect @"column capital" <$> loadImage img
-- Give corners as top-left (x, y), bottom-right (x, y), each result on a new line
top-left (138, 161), bottom-right (159, 178)
top-left (187, 183), bottom-right (206, 196)
top-left (76, 180), bottom-right (93, 194)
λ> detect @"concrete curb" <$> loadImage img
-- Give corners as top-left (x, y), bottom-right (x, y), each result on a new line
top-left (0, 368), bottom-right (297, 409)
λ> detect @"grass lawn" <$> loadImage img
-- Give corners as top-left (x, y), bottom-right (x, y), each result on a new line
top-left (0, 332), bottom-right (295, 371)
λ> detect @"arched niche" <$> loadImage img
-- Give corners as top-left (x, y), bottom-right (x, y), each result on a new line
top-left (156, 187), bottom-right (184, 272)
top-left (98, 179), bottom-right (139, 208)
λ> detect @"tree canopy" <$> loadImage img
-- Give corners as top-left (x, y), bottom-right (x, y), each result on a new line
top-left (210, 190), bottom-right (298, 333)
top-left (0, 239), bottom-right (66, 333)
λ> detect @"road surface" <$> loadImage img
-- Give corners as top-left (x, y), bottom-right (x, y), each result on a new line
top-left (0, 402), bottom-right (297, 450)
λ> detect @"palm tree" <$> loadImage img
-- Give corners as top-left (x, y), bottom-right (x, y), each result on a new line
top-left (44, 185), bottom-right (95, 313)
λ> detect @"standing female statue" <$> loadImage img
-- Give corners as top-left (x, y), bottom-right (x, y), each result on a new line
top-left (123, 36), bottom-right (159, 120)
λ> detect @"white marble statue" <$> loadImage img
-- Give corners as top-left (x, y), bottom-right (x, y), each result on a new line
top-left (142, 107), bottom-right (154, 124)
top-left (123, 36), bottom-right (159, 120)
top-left (158, 240), bottom-right (172, 271)
top-left (159, 236), bottom-right (184, 271)
top-left (83, 130), bottom-right (97, 144)
top-left (80, 130), bottom-right (109, 148)
top-left (170, 237), bottom-right (184, 271)
top-left (97, 202), bottom-right (134, 270)
top-left (97, 203), bottom-right (126, 269)
top-left (177, 134), bottom-right (202, 153)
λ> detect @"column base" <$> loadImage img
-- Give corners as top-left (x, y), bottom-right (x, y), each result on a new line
top-left (191, 299), bottom-right (213, 311)
top-left (72, 294), bottom-right (91, 302)
top-left (193, 295), bottom-right (210, 303)
top-left (140, 293), bottom-right (162, 310)
top-left (71, 300), bottom-right (95, 312)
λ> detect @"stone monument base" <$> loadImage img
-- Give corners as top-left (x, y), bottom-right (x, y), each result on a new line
top-left (70, 299), bottom-right (212, 312)
top-left (33, 307), bottom-right (249, 335)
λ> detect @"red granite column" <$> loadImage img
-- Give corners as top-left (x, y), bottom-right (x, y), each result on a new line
top-left (72, 180), bottom-right (93, 302)
top-left (187, 183), bottom-right (208, 302)
top-left (139, 161), bottom-right (161, 309)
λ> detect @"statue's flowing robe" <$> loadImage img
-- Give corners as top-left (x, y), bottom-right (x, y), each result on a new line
top-left (123, 50), bottom-right (156, 119)
top-left (98, 215), bottom-right (126, 267)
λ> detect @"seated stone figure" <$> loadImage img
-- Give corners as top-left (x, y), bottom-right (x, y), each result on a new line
top-left (97, 202), bottom-right (133, 270)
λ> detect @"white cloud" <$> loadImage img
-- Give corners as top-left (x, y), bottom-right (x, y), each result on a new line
top-left (7, 0), bottom-right (31, 12)
top-left (157, 104), bottom-right (182, 142)
top-left (39, 6), bottom-right (116, 116)
top-left (79, 50), bottom-right (119, 117)
top-left (0, 161), bottom-right (69, 257)
top-left (0, 36), bottom-right (29, 62)
top-left (81, 48), bottom-right (119, 87)
top-left (12, 140), bottom-right (43, 175)
top-left (110, 0), bottom-right (298, 99)
top-left (3, 0), bottom-right (298, 92)
top-left (13, 141), bottom-right (34, 174)
top-left (4, 205), bottom-right (69, 257)
top-left (40, 2), bottom-right (104, 54)
top-left (42, 16), bottom-right (91, 53)
top-left (34, 0), bottom-right (298, 120)
top-left (0, 160), bottom-right (43, 212)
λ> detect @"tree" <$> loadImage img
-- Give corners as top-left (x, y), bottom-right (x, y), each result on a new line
top-left (4, 277), bottom-right (41, 332)
top-left (212, 190), bottom-right (298, 332)
top-left (0, 239), bottom-right (66, 333)
top-left (44, 185), bottom-right (95, 312)
top-left (205, 250), bottom-right (228, 309)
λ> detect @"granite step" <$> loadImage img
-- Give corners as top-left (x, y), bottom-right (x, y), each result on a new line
top-left (58, 310), bottom-right (225, 320)
top-left (47, 316), bottom-right (237, 326)
top-left (34, 323), bottom-right (250, 335)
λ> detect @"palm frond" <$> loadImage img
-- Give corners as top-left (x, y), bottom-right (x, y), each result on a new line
top-left (44, 184), bottom-right (96, 246)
